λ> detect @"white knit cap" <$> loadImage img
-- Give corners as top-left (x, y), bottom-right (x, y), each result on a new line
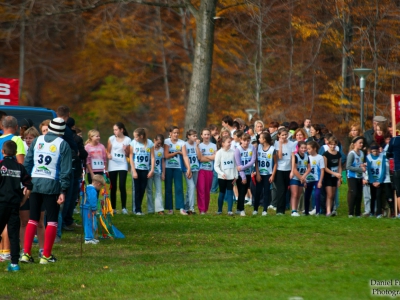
top-left (48, 117), bottom-right (66, 135)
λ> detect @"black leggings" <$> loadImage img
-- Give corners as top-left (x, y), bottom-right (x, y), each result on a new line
top-left (236, 175), bottom-right (251, 211)
top-left (255, 175), bottom-right (271, 211)
top-left (134, 170), bottom-right (149, 213)
top-left (370, 183), bottom-right (395, 215)
top-left (109, 170), bottom-right (128, 209)
top-left (218, 178), bottom-right (234, 193)
top-left (275, 170), bottom-right (291, 214)
top-left (347, 178), bottom-right (363, 216)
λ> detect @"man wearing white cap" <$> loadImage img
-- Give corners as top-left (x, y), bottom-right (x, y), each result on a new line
top-left (364, 115), bottom-right (387, 147)
top-left (21, 117), bottom-right (72, 265)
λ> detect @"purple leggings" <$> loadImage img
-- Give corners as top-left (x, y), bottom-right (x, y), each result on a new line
top-left (304, 181), bottom-right (321, 215)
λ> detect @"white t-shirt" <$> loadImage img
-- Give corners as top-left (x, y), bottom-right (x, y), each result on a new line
top-left (130, 139), bottom-right (154, 171)
top-left (274, 140), bottom-right (296, 171)
top-left (185, 142), bottom-right (200, 172)
top-left (306, 154), bottom-right (325, 182)
top-left (154, 147), bottom-right (164, 174)
top-left (165, 138), bottom-right (185, 169)
top-left (199, 142), bottom-right (217, 171)
top-left (108, 135), bottom-right (131, 172)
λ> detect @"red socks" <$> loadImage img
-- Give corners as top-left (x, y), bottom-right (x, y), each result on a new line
top-left (24, 220), bottom-right (38, 255)
top-left (43, 222), bottom-right (57, 258)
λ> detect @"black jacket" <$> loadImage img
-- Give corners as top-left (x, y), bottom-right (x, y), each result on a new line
top-left (0, 156), bottom-right (32, 204)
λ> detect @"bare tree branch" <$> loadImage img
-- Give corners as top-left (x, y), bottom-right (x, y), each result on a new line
top-left (182, 0), bottom-right (199, 19)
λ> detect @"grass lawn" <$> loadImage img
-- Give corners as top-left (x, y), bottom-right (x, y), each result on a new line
top-left (1, 179), bottom-right (399, 300)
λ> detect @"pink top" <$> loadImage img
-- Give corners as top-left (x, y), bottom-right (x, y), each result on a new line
top-left (85, 143), bottom-right (107, 172)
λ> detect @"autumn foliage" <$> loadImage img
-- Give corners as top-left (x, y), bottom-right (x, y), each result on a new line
top-left (0, 0), bottom-right (399, 140)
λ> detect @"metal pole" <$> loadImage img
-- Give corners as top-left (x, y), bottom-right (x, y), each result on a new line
top-left (360, 88), bottom-right (365, 133)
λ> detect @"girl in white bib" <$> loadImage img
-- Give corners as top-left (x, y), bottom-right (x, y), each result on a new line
top-left (85, 129), bottom-right (107, 184)
top-left (164, 126), bottom-right (186, 215)
top-left (107, 122), bottom-right (131, 214)
top-left (182, 130), bottom-right (200, 214)
top-left (214, 136), bottom-right (238, 215)
top-left (197, 128), bottom-right (217, 214)
top-left (130, 128), bottom-right (155, 215)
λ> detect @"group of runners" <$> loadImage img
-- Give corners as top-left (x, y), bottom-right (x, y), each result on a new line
top-left (1, 106), bottom-right (400, 272)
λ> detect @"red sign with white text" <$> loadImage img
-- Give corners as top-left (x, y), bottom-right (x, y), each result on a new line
top-left (0, 78), bottom-right (19, 106)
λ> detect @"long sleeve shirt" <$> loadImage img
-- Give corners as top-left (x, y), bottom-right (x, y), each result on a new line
top-left (234, 145), bottom-right (257, 180)
top-left (214, 148), bottom-right (238, 180)
top-left (0, 156), bottom-right (32, 205)
top-left (24, 133), bottom-right (72, 194)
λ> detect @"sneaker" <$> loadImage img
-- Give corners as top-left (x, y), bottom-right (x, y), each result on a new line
top-left (235, 210), bottom-right (240, 215)
top-left (70, 222), bottom-right (82, 228)
top-left (276, 213), bottom-right (284, 216)
top-left (227, 211), bottom-right (234, 216)
top-left (122, 208), bottom-right (128, 215)
top-left (291, 211), bottom-right (300, 217)
top-left (309, 208), bottom-right (316, 215)
top-left (7, 264), bottom-right (20, 272)
top-left (245, 201), bottom-right (252, 206)
top-left (362, 212), bottom-right (370, 217)
top-left (240, 211), bottom-right (246, 217)
top-left (376, 214), bottom-right (383, 219)
top-left (200, 212), bottom-right (206, 215)
top-left (167, 210), bottom-right (174, 215)
top-left (331, 211), bottom-right (337, 216)
top-left (85, 239), bottom-right (99, 245)
top-left (216, 211), bottom-right (222, 215)
top-left (180, 209), bottom-right (188, 215)
top-left (62, 225), bottom-right (74, 231)
top-left (262, 211), bottom-right (267, 216)
top-left (326, 213), bottom-right (332, 217)
top-left (20, 253), bottom-right (34, 263)
top-left (135, 212), bottom-right (143, 216)
top-left (348, 215), bottom-right (353, 218)
top-left (158, 211), bottom-right (165, 215)
top-left (1, 253), bottom-right (11, 261)
top-left (39, 249), bottom-right (43, 259)
top-left (40, 254), bottom-right (57, 264)
top-left (252, 211), bottom-right (258, 216)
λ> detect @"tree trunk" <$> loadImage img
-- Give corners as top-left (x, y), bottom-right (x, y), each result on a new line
top-left (19, 4), bottom-right (26, 101)
top-left (184, 0), bottom-right (217, 133)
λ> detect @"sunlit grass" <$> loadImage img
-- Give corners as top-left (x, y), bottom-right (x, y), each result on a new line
top-left (1, 179), bottom-right (399, 299)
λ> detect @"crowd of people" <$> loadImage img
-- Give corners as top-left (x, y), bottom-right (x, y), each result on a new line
top-left (0, 106), bottom-right (400, 272)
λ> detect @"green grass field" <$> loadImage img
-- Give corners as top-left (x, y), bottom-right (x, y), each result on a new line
top-left (1, 180), bottom-right (399, 300)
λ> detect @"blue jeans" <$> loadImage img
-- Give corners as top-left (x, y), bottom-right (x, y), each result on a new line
top-left (210, 169), bottom-right (219, 193)
top-left (147, 173), bottom-right (164, 212)
top-left (165, 168), bottom-right (184, 210)
top-left (185, 171), bottom-right (198, 211)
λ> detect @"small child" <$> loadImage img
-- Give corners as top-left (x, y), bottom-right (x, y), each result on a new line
top-left (81, 175), bottom-right (106, 244)
top-left (0, 140), bottom-right (32, 271)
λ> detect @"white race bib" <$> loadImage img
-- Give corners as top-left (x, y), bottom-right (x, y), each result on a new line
top-left (222, 159), bottom-right (234, 170)
top-left (91, 158), bottom-right (104, 169)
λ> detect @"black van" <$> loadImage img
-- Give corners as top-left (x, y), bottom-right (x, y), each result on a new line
top-left (0, 105), bottom-right (56, 132)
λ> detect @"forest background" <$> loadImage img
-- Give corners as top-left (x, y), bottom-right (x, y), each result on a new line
top-left (0, 0), bottom-right (399, 142)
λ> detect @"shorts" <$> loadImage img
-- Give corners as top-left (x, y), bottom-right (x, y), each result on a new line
top-left (290, 179), bottom-right (304, 186)
top-left (323, 177), bottom-right (338, 187)
top-left (19, 198), bottom-right (45, 212)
